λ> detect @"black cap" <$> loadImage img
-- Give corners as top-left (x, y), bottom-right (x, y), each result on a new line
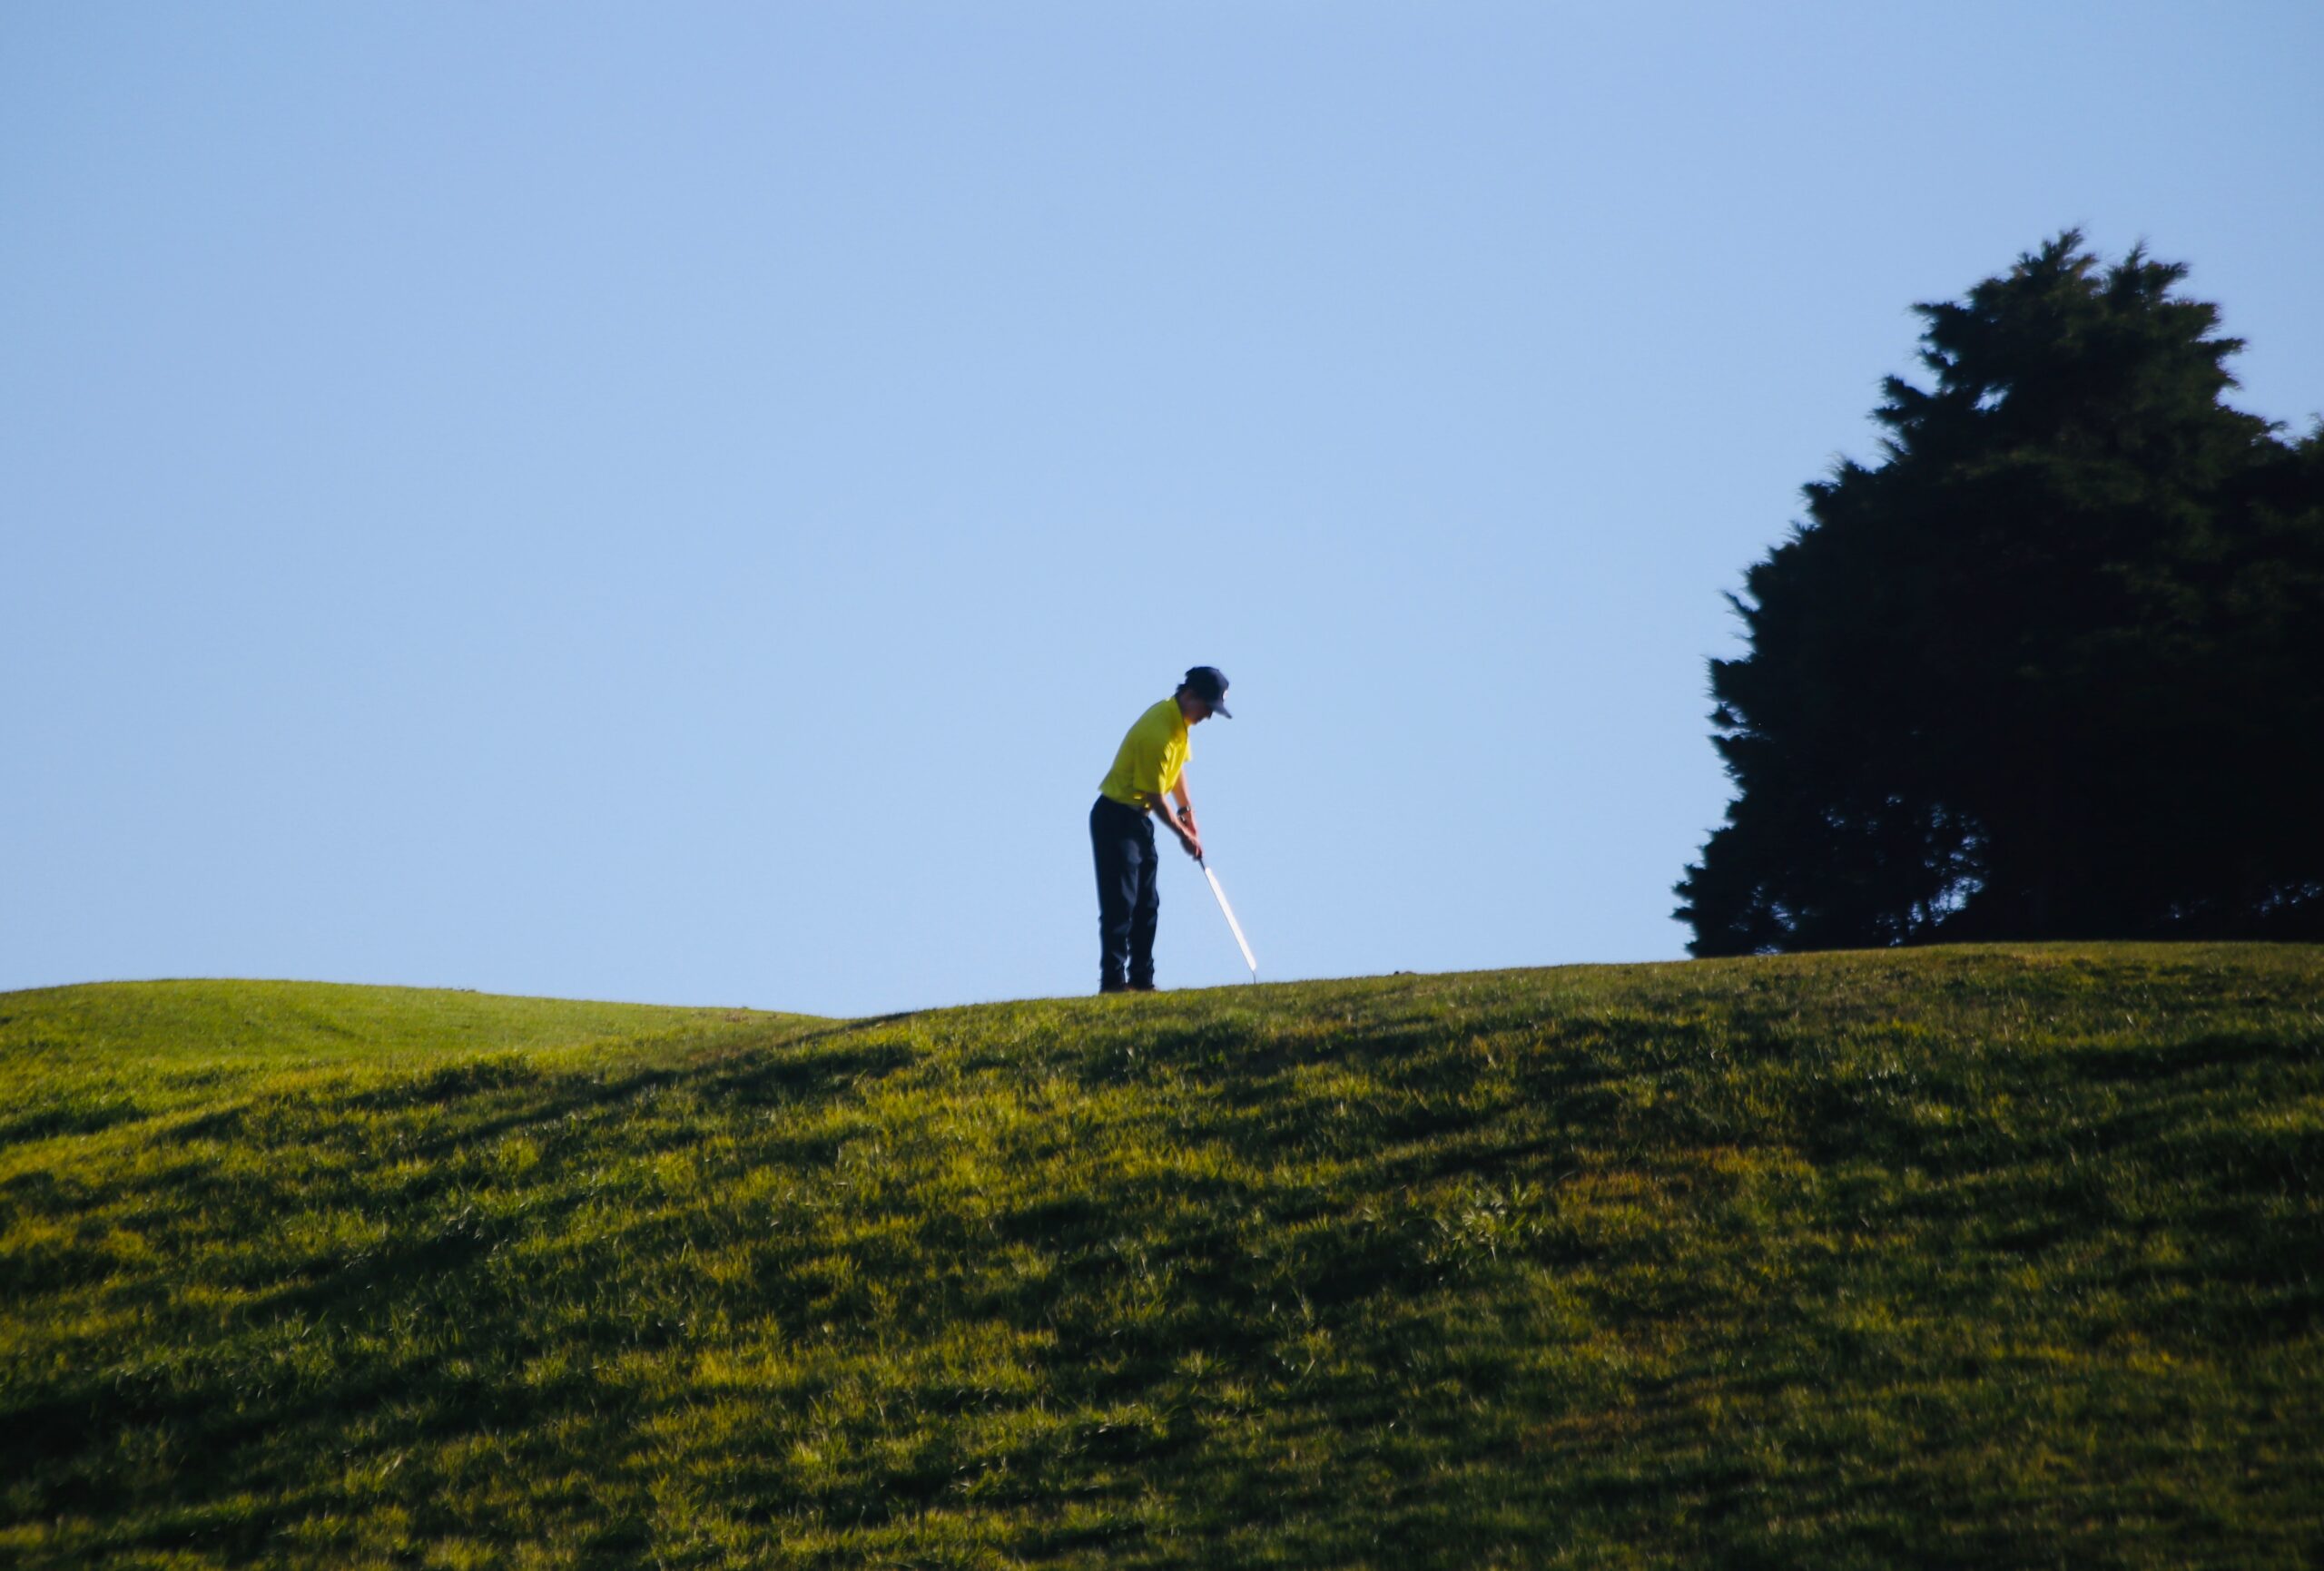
top-left (1183, 665), bottom-right (1232, 718)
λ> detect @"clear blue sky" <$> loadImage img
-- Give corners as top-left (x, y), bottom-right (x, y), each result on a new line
top-left (6, 4), bottom-right (2320, 1016)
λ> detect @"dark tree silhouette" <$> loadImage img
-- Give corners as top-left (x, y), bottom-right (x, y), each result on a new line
top-left (1679, 232), bottom-right (2324, 956)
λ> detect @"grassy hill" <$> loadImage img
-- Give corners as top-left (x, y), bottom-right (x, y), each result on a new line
top-left (3, 948), bottom-right (2319, 1568)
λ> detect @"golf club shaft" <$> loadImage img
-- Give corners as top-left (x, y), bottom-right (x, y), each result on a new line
top-left (1200, 859), bottom-right (1258, 980)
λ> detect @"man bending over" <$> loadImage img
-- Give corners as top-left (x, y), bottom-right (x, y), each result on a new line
top-left (1088, 666), bottom-right (1231, 994)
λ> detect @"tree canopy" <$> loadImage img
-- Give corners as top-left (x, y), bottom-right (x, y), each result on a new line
top-left (1678, 232), bottom-right (2324, 956)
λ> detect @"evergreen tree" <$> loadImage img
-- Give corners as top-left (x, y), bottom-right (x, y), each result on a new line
top-left (1678, 233), bottom-right (2324, 956)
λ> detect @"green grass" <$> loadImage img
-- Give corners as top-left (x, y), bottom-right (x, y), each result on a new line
top-left (3, 947), bottom-right (2319, 1568)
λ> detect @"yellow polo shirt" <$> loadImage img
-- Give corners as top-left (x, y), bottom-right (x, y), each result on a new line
top-left (1098, 697), bottom-right (1190, 809)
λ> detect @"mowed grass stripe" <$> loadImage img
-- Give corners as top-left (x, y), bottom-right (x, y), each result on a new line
top-left (0, 980), bottom-right (816, 1142)
top-left (2, 946), bottom-right (2319, 1568)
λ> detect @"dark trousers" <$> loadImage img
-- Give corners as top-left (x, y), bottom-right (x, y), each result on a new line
top-left (1090, 796), bottom-right (1159, 990)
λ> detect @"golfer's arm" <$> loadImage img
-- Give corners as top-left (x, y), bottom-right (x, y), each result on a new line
top-left (1146, 786), bottom-right (1193, 839)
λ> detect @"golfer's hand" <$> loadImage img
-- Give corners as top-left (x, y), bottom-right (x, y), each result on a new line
top-left (1178, 829), bottom-right (1205, 861)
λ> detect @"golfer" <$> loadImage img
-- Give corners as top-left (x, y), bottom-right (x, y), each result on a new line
top-left (1090, 666), bottom-right (1231, 993)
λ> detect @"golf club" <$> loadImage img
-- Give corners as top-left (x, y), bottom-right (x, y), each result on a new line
top-left (1198, 856), bottom-right (1258, 982)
